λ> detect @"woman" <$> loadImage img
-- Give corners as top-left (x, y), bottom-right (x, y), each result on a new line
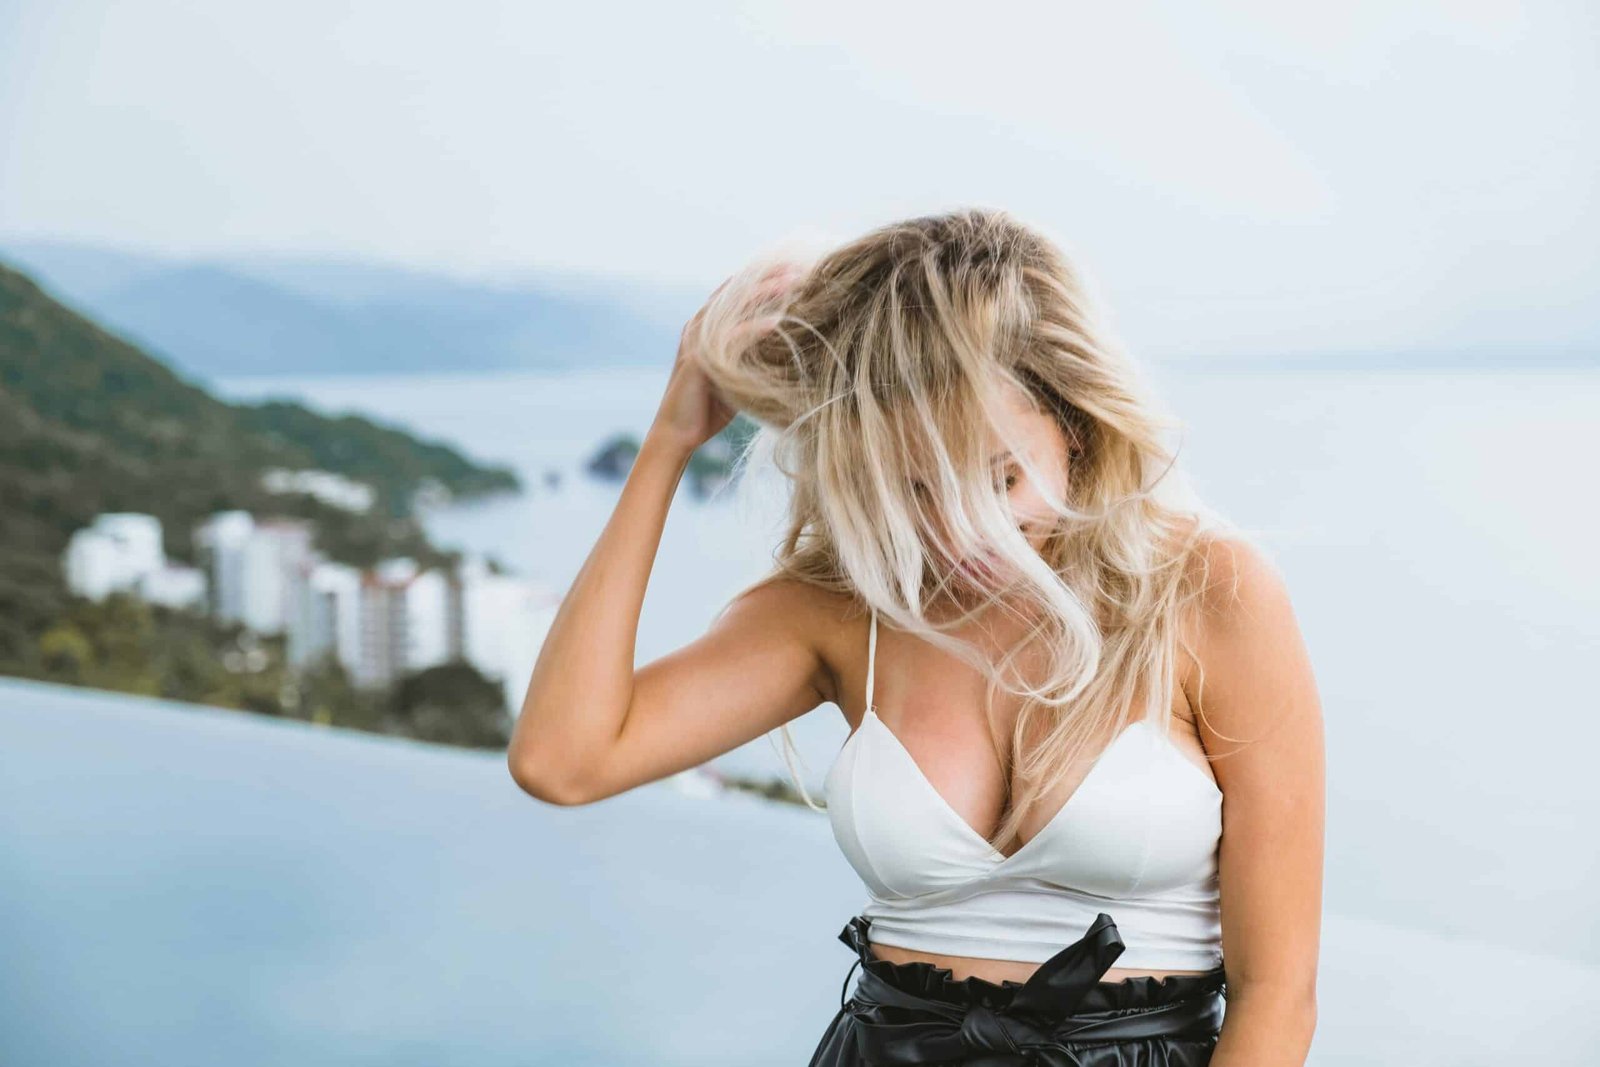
top-left (509, 208), bottom-right (1324, 1065)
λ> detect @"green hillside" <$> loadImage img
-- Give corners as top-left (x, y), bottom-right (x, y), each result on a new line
top-left (0, 261), bottom-right (520, 724)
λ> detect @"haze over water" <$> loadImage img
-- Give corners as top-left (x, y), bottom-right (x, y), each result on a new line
top-left (3, 361), bottom-right (1593, 1065)
top-left (214, 361), bottom-right (1600, 966)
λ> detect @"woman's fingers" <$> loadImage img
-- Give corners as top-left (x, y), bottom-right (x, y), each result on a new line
top-left (683, 261), bottom-right (801, 360)
top-left (751, 262), bottom-right (804, 301)
top-left (725, 314), bottom-right (782, 344)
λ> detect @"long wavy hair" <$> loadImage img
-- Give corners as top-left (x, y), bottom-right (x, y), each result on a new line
top-left (688, 207), bottom-right (1251, 854)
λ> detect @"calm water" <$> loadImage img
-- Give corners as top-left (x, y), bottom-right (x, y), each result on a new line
top-left (0, 677), bottom-right (856, 1066)
top-left (219, 363), bottom-right (1600, 962)
top-left (5, 362), bottom-right (1593, 1064)
top-left (3, 677), bottom-right (1597, 1065)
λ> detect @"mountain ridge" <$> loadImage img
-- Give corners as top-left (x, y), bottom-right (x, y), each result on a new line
top-left (1, 238), bottom-right (693, 383)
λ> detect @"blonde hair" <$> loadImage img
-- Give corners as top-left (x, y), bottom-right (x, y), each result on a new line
top-left (690, 207), bottom-right (1252, 854)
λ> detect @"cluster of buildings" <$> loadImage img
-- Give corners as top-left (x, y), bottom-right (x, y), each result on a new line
top-left (259, 467), bottom-right (377, 513)
top-left (63, 510), bottom-right (561, 713)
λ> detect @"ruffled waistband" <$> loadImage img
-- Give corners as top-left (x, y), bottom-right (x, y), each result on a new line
top-left (831, 913), bottom-right (1226, 1063)
top-left (858, 952), bottom-right (1226, 1013)
top-left (837, 913), bottom-right (1226, 1014)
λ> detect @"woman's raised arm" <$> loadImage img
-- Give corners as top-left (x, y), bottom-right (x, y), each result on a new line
top-left (508, 265), bottom-right (822, 806)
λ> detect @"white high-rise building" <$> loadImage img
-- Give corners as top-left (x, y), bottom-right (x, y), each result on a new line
top-left (240, 519), bottom-right (315, 636)
top-left (193, 511), bottom-right (256, 624)
top-left (405, 567), bottom-right (453, 673)
top-left (64, 513), bottom-right (206, 609)
top-left (355, 560), bottom-right (408, 690)
top-left (353, 557), bottom-right (463, 690)
top-left (97, 513), bottom-right (163, 569)
top-left (456, 553), bottom-right (561, 715)
top-left (259, 468), bottom-right (376, 513)
top-left (287, 558), bottom-right (363, 672)
top-left (194, 512), bottom-right (317, 636)
top-left (64, 525), bottom-right (139, 602)
top-left (138, 565), bottom-right (208, 610)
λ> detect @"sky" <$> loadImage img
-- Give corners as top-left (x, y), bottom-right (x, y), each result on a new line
top-left (1, 0), bottom-right (1595, 361)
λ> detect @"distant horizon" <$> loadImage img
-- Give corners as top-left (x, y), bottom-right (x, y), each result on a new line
top-left (0, 228), bottom-right (701, 303)
top-left (5, 232), bottom-right (1594, 376)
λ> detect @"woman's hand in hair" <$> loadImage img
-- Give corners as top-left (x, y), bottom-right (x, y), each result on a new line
top-left (649, 263), bottom-right (801, 454)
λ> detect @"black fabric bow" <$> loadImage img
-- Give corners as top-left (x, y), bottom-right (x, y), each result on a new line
top-left (834, 912), bottom-right (1222, 1066)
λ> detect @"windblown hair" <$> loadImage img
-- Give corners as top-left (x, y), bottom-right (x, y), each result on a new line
top-left (688, 207), bottom-right (1251, 854)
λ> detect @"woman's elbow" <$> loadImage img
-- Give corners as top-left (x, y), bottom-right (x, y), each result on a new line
top-left (507, 750), bottom-right (595, 806)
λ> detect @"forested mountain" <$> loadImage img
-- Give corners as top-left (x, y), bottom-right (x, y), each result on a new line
top-left (0, 260), bottom-right (520, 683)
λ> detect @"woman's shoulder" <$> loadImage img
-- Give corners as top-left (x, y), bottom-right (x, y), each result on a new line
top-left (719, 574), bottom-right (866, 701)
top-left (725, 572), bottom-right (863, 621)
top-left (1187, 528), bottom-right (1290, 623)
top-left (1168, 521), bottom-right (1295, 678)
top-left (757, 578), bottom-right (869, 657)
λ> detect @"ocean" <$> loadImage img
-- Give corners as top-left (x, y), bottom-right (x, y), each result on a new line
top-left (4, 361), bottom-right (1590, 1064)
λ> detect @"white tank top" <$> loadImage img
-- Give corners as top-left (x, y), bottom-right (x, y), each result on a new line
top-left (824, 607), bottom-right (1225, 970)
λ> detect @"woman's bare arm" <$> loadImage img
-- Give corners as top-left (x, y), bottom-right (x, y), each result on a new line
top-left (1189, 537), bottom-right (1325, 1067)
top-left (508, 264), bottom-right (819, 806)
top-left (507, 427), bottom-right (829, 805)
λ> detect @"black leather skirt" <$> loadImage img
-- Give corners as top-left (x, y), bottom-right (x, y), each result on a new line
top-left (807, 912), bottom-right (1227, 1066)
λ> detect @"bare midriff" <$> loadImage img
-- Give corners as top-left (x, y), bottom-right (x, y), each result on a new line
top-left (865, 940), bottom-right (1214, 986)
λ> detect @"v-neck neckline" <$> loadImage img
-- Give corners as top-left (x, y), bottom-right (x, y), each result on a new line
top-left (840, 605), bottom-right (1219, 871)
top-left (845, 705), bottom-right (1149, 868)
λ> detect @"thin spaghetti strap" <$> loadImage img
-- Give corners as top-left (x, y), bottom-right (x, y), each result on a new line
top-left (865, 607), bottom-right (878, 713)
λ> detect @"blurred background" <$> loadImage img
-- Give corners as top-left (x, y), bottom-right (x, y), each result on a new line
top-left (1, 3), bottom-right (1596, 1064)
